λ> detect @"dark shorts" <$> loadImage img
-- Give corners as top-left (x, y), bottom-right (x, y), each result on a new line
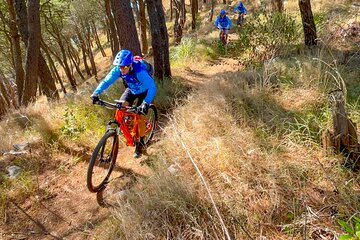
top-left (119, 88), bottom-right (147, 107)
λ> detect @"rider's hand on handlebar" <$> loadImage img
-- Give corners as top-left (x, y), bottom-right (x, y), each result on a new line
top-left (90, 93), bottom-right (99, 104)
top-left (137, 102), bottom-right (149, 115)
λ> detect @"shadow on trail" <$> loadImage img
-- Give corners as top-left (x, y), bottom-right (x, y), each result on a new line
top-left (58, 214), bottom-right (109, 239)
top-left (96, 165), bottom-right (146, 208)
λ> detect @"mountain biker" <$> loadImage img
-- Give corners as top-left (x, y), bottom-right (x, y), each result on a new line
top-left (234, 2), bottom-right (248, 26)
top-left (214, 9), bottom-right (233, 43)
top-left (90, 49), bottom-right (157, 158)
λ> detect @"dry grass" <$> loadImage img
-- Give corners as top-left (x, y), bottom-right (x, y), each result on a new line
top-left (108, 67), bottom-right (358, 239)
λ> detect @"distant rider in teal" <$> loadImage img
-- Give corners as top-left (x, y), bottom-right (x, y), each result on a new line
top-left (91, 49), bottom-right (157, 158)
top-left (214, 9), bottom-right (233, 43)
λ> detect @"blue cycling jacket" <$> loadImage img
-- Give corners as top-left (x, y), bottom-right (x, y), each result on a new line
top-left (214, 15), bottom-right (233, 29)
top-left (93, 61), bottom-right (157, 104)
top-left (234, 3), bottom-right (248, 13)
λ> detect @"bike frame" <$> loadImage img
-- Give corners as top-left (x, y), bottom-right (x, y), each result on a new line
top-left (114, 109), bottom-right (139, 146)
top-left (219, 28), bottom-right (227, 45)
top-left (98, 100), bottom-right (154, 147)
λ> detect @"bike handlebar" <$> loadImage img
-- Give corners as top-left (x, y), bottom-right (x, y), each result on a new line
top-left (94, 99), bottom-right (138, 113)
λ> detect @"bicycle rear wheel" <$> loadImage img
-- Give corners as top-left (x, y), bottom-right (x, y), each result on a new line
top-left (143, 105), bottom-right (158, 145)
top-left (87, 129), bottom-right (119, 193)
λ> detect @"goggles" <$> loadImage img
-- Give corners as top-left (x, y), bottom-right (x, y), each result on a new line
top-left (120, 64), bottom-right (131, 70)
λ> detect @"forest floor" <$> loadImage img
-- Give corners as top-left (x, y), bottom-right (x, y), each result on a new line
top-left (0, 36), bottom-right (242, 239)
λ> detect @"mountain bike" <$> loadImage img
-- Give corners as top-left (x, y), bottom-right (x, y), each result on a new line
top-left (237, 12), bottom-right (246, 27)
top-left (87, 99), bottom-right (158, 193)
top-left (219, 27), bottom-right (228, 46)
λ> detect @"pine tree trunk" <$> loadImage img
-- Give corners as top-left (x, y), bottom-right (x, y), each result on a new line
top-left (111, 0), bottom-right (142, 55)
top-left (146, 0), bottom-right (171, 80)
top-left (155, 0), bottom-right (171, 77)
top-left (170, 0), bottom-right (173, 21)
top-left (41, 40), bottom-right (66, 94)
top-left (174, 0), bottom-right (185, 44)
top-left (104, 0), bottom-right (119, 58)
top-left (0, 69), bottom-right (17, 108)
top-left (84, 24), bottom-right (98, 81)
top-left (22, 0), bottom-right (41, 105)
top-left (0, 78), bottom-right (11, 107)
top-left (6, 0), bottom-right (24, 104)
top-left (0, 93), bottom-right (8, 118)
top-left (191, 0), bottom-right (196, 30)
top-left (15, 0), bottom-right (59, 103)
top-left (146, 0), bottom-right (163, 79)
top-left (272, 0), bottom-right (284, 12)
top-left (75, 27), bottom-right (92, 77)
top-left (210, 0), bottom-right (215, 22)
top-left (91, 20), bottom-right (106, 57)
top-left (299, 0), bottom-right (317, 46)
top-left (67, 45), bottom-right (85, 80)
top-left (139, 0), bottom-right (148, 54)
top-left (50, 24), bottom-right (77, 91)
top-left (38, 52), bottom-right (60, 99)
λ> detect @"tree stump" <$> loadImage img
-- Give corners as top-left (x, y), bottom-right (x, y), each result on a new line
top-left (322, 90), bottom-right (360, 168)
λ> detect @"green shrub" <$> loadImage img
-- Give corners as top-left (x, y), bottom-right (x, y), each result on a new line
top-left (235, 11), bottom-right (299, 61)
top-left (170, 37), bottom-right (197, 62)
top-left (60, 107), bottom-right (86, 139)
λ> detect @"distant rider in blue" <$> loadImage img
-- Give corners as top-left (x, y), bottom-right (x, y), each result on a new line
top-left (91, 49), bottom-right (157, 158)
top-left (234, 1), bottom-right (248, 26)
top-left (214, 9), bottom-right (233, 43)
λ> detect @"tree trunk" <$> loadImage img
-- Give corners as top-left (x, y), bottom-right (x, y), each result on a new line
top-left (146, 0), bottom-right (171, 80)
top-left (0, 93), bottom-right (8, 118)
top-left (170, 0), bottom-right (173, 21)
top-left (191, 0), bottom-right (196, 30)
top-left (174, 0), bottom-right (185, 45)
top-left (0, 69), bottom-right (17, 108)
top-left (132, 0), bottom-right (140, 28)
top-left (147, 0), bottom-right (163, 79)
top-left (84, 23), bottom-right (98, 81)
top-left (222, 0), bottom-right (226, 5)
top-left (0, 78), bottom-right (11, 107)
top-left (104, 0), bottom-right (119, 58)
top-left (91, 20), bottom-right (106, 57)
top-left (273, 0), bottom-right (284, 12)
top-left (38, 52), bottom-right (59, 99)
top-left (48, 24), bottom-right (77, 91)
top-left (14, 0), bottom-right (59, 103)
top-left (41, 40), bottom-right (66, 94)
top-left (139, 0), bottom-right (148, 54)
top-left (210, 0), bottom-right (215, 22)
top-left (75, 27), bottom-right (92, 77)
top-left (68, 45), bottom-right (85, 80)
top-left (6, 0), bottom-right (24, 104)
top-left (111, 0), bottom-right (142, 55)
top-left (22, 0), bottom-right (41, 105)
top-left (155, 0), bottom-right (171, 78)
top-left (299, 0), bottom-right (317, 46)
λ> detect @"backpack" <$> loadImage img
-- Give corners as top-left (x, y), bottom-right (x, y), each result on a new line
top-left (121, 56), bottom-right (154, 88)
top-left (134, 56), bottom-right (154, 77)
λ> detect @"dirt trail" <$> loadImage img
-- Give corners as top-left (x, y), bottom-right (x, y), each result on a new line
top-left (1, 52), bottom-right (242, 240)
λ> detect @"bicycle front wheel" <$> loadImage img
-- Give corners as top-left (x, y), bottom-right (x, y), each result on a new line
top-left (87, 130), bottom-right (119, 193)
top-left (144, 105), bottom-right (158, 145)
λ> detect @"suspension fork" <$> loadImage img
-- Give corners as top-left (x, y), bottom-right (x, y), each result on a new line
top-left (106, 120), bottom-right (120, 134)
